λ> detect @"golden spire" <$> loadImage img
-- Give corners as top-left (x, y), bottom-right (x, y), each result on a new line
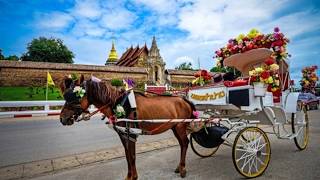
top-left (106, 40), bottom-right (118, 65)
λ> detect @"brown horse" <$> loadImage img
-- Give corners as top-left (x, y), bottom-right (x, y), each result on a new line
top-left (59, 76), bottom-right (196, 180)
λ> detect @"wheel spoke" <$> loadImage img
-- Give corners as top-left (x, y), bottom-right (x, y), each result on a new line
top-left (241, 154), bottom-right (254, 172)
top-left (237, 152), bottom-right (252, 162)
top-left (257, 142), bottom-right (267, 151)
top-left (254, 156), bottom-right (259, 173)
top-left (256, 156), bottom-right (266, 166)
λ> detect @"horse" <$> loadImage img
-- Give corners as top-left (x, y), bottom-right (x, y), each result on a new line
top-left (59, 75), bottom-right (196, 180)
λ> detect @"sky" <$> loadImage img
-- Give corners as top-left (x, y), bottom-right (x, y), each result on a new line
top-left (0, 0), bottom-right (320, 85)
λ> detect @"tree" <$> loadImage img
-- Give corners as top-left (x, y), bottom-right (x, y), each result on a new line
top-left (21, 37), bottom-right (74, 63)
top-left (175, 62), bottom-right (193, 70)
top-left (0, 49), bottom-right (19, 61)
top-left (6, 55), bottom-right (19, 61)
top-left (0, 49), bottom-right (4, 60)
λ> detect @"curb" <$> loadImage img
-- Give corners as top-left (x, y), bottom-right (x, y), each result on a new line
top-left (0, 113), bottom-right (61, 119)
top-left (0, 138), bottom-right (178, 180)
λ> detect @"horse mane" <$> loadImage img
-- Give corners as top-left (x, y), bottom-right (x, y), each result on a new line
top-left (86, 80), bottom-right (124, 106)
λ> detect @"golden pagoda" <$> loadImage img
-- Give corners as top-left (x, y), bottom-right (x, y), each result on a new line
top-left (105, 40), bottom-right (118, 65)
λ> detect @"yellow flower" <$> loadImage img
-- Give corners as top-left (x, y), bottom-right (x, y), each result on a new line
top-left (275, 79), bottom-right (280, 86)
top-left (267, 76), bottom-right (273, 84)
top-left (270, 64), bottom-right (279, 71)
top-left (255, 67), bottom-right (263, 73)
top-left (249, 70), bottom-right (256, 76)
top-left (192, 78), bottom-right (198, 84)
top-left (247, 28), bottom-right (260, 39)
top-left (236, 34), bottom-right (245, 42)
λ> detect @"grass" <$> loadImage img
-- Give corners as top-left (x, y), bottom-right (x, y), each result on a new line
top-left (0, 86), bottom-right (63, 101)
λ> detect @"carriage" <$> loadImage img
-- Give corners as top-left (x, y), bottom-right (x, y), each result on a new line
top-left (59, 29), bottom-right (308, 179)
top-left (186, 48), bottom-right (308, 178)
top-left (115, 48), bottom-right (308, 178)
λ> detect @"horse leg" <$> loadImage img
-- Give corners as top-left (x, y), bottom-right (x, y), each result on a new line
top-left (127, 136), bottom-right (138, 180)
top-left (118, 133), bottom-right (133, 180)
top-left (172, 124), bottom-right (189, 178)
top-left (120, 133), bottom-right (138, 180)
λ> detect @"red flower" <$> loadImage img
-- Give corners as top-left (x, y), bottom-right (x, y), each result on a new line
top-left (261, 71), bottom-right (270, 79)
top-left (265, 57), bottom-right (275, 65)
top-left (271, 40), bottom-right (284, 47)
top-left (250, 76), bottom-right (257, 82)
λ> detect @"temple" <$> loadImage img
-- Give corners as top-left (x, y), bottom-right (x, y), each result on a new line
top-left (105, 40), bottom-right (118, 65)
top-left (110, 36), bottom-right (166, 85)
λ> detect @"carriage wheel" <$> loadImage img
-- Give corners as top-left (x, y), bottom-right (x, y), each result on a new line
top-left (232, 127), bottom-right (271, 178)
top-left (291, 104), bottom-right (309, 150)
top-left (190, 135), bottom-right (219, 158)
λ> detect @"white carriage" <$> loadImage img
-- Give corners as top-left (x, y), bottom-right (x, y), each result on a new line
top-left (187, 48), bottom-right (308, 178)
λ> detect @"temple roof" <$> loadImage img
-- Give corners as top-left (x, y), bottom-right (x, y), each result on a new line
top-left (149, 36), bottom-right (161, 58)
top-left (116, 44), bottom-right (148, 67)
top-left (106, 41), bottom-right (118, 64)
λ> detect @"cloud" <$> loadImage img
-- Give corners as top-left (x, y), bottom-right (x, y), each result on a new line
top-left (100, 8), bottom-right (137, 30)
top-left (174, 56), bottom-right (195, 66)
top-left (36, 12), bottom-right (74, 30)
top-left (71, 0), bottom-right (102, 19)
top-left (71, 19), bottom-right (106, 37)
top-left (26, 0), bottom-right (320, 86)
top-left (261, 10), bottom-right (320, 38)
top-left (178, 0), bottom-right (286, 40)
top-left (133, 0), bottom-right (178, 14)
top-left (133, 0), bottom-right (179, 26)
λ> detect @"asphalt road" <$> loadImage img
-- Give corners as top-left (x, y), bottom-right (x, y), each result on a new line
top-left (0, 115), bottom-right (172, 167)
top-left (32, 110), bottom-right (320, 180)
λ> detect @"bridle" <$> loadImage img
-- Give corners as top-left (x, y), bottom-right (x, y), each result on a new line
top-left (62, 82), bottom-right (109, 122)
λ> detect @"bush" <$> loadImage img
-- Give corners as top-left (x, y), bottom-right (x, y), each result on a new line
top-left (111, 79), bottom-right (123, 87)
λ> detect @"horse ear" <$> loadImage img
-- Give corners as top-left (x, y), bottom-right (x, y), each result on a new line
top-left (59, 82), bottom-right (65, 93)
top-left (64, 76), bottom-right (73, 89)
top-left (80, 74), bottom-right (84, 84)
top-left (74, 79), bottom-right (80, 86)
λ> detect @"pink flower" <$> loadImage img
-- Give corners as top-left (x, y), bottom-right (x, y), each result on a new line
top-left (193, 111), bottom-right (200, 118)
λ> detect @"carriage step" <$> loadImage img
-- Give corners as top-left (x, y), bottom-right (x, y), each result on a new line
top-left (279, 134), bottom-right (296, 140)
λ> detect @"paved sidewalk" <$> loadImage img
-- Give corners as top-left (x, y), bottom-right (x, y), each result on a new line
top-left (0, 138), bottom-right (178, 180)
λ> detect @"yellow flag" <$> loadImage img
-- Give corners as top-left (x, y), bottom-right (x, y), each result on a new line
top-left (47, 72), bottom-right (55, 86)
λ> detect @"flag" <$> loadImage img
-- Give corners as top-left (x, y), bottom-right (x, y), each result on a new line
top-left (47, 72), bottom-right (55, 86)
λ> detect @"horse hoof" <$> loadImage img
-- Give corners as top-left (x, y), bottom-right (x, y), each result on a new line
top-left (174, 167), bottom-right (180, 173)
top-left (125, 176), bottom-right (138, 180)
top-left (180, 168), bottom-right (187, 178)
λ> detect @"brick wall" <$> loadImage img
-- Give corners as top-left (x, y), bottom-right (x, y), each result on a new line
top-left (0, 61), bottom-right (148, 87)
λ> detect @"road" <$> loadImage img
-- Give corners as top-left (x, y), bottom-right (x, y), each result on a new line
top-left (32, 110), bottom-right (320, 180)
top-left (0, 115), bottom-right (171, 167)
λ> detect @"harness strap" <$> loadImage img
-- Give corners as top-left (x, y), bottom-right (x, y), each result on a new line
top-left (77, 104), bottom-right (108, 122)
top-left (88, 104), bottom-right (108, 118)
top-left (142, 118), bottom-right (188, 135)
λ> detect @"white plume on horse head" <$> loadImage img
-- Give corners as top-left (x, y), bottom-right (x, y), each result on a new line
top-left (91, 75), bottom-right (101, 82)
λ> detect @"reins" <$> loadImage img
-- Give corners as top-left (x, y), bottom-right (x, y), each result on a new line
top-left (77, 104), bottom-right (108, 122)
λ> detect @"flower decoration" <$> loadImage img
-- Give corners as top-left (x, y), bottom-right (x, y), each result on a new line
top-left (214, 27), bottom-right (290, 67)
top-left (192, 70), bottom-right (212, 86)
top-left (193, 111), bottom-right (200, 118)
top-left (123, 78), bottom-right (135, 91)
top-left (249, 57), bottom-right (280, 92)
top-left (114, 105), bottom-right (126, 118)
top-left (300, 66), bottom-right (318, 93)
top-left (73, 86), bottom-right (86, 98)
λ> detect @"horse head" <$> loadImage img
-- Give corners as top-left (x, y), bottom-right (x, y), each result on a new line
top-left (59, 75), bottom-right (89, 125)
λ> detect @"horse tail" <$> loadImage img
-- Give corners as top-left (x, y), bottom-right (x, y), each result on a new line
top-left (182, 97), bottom-right (196, 118)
